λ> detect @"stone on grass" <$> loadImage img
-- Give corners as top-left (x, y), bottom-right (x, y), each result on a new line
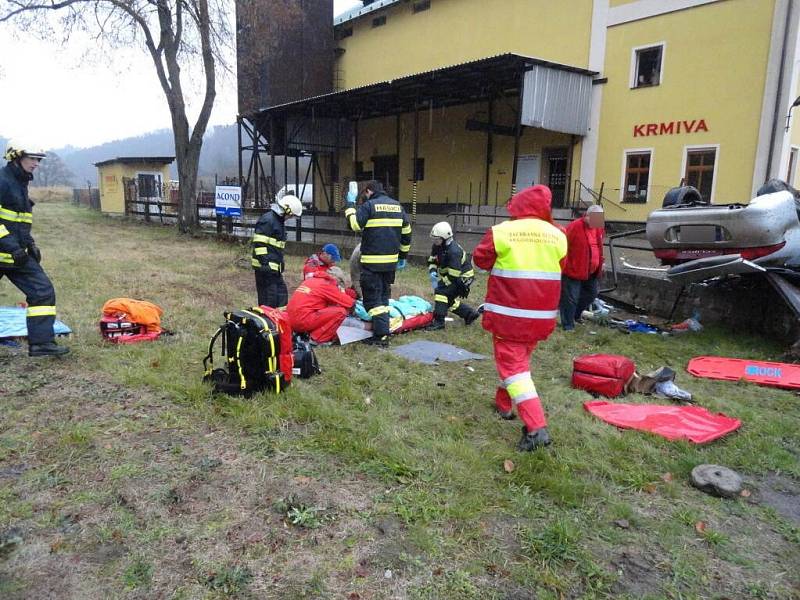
top-left (690, 464), bottom-right (743, 498)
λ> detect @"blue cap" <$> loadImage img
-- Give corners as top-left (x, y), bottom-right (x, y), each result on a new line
top-left (322, 243), bottom-right (341, 262)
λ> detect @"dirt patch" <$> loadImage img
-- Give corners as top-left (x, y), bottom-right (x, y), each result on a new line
top-left (0, 357), bottom-right (409, 599)
top-left (751, 472), bottom-right (800, 526)
top-left (609, 547), bottom-right (667, 597)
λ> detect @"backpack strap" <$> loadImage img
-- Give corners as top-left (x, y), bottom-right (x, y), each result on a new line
top-left (203, 326), bottom-right (225, 376)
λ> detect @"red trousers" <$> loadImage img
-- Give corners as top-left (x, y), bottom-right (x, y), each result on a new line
top-left (292, 307), bottom-right (348, 343)
top-left (492, 335), bottom-right (547, 432)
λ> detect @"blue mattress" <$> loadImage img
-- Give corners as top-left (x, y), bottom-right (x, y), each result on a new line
top-left (0, 306), bottom-right (72, 339)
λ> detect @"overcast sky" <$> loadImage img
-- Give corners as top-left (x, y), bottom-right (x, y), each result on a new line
top-left (0, 0), bottom-right (362, 150)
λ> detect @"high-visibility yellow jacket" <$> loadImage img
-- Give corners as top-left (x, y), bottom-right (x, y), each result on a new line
top-left (473, 185), bottom-right (567, 342)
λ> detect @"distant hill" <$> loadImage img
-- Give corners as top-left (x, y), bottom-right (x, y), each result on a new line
top-left (1, 126), bottom-right (306, 189)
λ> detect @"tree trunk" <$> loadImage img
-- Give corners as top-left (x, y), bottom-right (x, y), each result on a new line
top-left (172, 123), bottom-right (201, 233)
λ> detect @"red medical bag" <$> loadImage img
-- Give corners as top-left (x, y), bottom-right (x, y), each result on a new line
top-left (571, 354), bottom-right (636, 397)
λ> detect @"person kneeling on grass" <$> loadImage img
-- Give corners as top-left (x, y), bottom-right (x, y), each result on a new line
top-left (302, 243), bottom-right (342, 279)
top-left (425, 221), bottom-right (480, 331)
top-left (286, 267), bottom-right (356, 346)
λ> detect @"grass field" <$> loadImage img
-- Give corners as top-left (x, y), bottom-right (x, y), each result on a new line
top-left (1, 197), bottom-right (798, 599)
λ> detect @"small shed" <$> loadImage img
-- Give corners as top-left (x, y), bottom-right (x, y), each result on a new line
top-left (95, 157), bottom-right (174, 214)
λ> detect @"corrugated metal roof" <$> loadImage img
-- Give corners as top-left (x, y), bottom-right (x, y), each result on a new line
top-left (94, 157), bottom-right (174, 167)
top-left (334, 0), bottom-right (401, 26)
top-left (253, 53), bottom-right (597, 117)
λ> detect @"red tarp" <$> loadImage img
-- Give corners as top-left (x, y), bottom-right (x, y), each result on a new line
top-left (687, 356), bottom-right (800, 390)
top-left (583, 400), bottom-right (741, 444)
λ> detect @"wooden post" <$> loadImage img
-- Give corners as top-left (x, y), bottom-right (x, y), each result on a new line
top-left (484, 94), bottom-right (494, 206)
top-left (510, 71), bottom-right (524, 197)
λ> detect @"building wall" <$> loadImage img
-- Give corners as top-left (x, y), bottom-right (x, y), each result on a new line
top-left (97, 163), bottom-right (171, 214)
top-left (335, 0), bottom-right (593, 89)
top-left (593, 0), bottom-right (775, 221)
top-left (313, 99), bottom-right (574, 210)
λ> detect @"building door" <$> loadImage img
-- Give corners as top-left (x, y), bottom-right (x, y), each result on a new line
top-left (515, 154), bottom-right (540, 191)
top-left (546, 151), bottom-right (569, 208)
top-left (371, 155), bottom-right (399, 197)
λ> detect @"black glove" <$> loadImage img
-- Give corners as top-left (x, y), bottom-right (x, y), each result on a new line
top-left (27, 244), bottom-right (41, 263)
top-left (11, 248), bottom-right (29, 266)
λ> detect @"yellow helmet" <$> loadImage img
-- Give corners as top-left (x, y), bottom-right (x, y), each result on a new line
top-left (430, 221), bottom-right (453, 240)
top-left (4, 138), bottom-right (46, 162)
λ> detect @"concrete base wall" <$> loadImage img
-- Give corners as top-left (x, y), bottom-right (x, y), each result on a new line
top-left (601, 270), bottom-right (800, 345)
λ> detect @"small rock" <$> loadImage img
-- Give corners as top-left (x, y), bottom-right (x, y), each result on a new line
top-left (613, 519), bottom-right (630, 529)
top-left (0, 528), bottom-right (23, 558)
top-left (691, 464), bottom-right (743, 498)
top-left (384, 569), bottom-right (393, 579)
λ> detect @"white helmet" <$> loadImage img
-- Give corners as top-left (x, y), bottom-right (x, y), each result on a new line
top-left (4, 138), bottom-right (46, 162)
top-left (430, 221), bottom-right (453, 240)
top-left (277, 194), bottom-right (303, 218)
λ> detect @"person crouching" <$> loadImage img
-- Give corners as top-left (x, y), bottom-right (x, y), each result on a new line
top-left (425, 221), bottom-right (480, 331)
top-left (286, 267), bottom-right (356, 345)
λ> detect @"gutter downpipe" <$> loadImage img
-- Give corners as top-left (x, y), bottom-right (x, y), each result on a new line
top-left (766, 0), bottom-right (792, 181)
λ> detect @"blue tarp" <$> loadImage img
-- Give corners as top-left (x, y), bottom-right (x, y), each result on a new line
top-left (0, 306), bottom-right (72, 339)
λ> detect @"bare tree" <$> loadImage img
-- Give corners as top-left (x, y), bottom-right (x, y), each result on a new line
top-left (32, 151), bottom-right (75, 187)
top-left (0, 0), bottom-right (231, 232)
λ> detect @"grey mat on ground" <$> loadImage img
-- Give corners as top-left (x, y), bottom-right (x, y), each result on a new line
top-left (391, 341), bottom-right (489, 364)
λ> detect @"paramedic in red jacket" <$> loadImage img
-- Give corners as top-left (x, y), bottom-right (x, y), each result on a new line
top-left (302, 243), bottom-right (341, 279)
top-left (286, 267), bottom-right (356, 345)
top-left (559, 204), bottom-right (605, 331)
top-left (473, 185), bottom-right (567, 451)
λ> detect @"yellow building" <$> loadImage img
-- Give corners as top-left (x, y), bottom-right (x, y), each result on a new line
top-left (240, 0), bottom-right (800, 222)
top-left (95, 157), bottom-right (174, 215)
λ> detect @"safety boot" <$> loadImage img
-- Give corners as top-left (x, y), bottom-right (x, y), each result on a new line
top-left (516, 426), bottom-right (552, 452)
top-left (424, 317), bottom-right (445, 332)
top-left (29, 342), bottom-right (70, 357)
top-left (363, 335), bottom-right (389, 348)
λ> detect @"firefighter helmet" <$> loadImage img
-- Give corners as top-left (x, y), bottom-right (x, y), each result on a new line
top-left (277, 194), bottom-right (303, 218)
top-left (4, 138), bottom-right (46, 162)
top-left (430, 221), bottom-right (453, 240)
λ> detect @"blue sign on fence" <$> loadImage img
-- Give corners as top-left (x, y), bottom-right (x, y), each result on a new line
top-left (215, 185), bottom-right (242, 217)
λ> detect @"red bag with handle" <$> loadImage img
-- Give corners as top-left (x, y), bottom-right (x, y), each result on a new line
top-left (572, 354), bottom-right (635, 397)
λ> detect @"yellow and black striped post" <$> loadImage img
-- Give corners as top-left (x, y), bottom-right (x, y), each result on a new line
top-left (412, 181), bottom-right (418, 224)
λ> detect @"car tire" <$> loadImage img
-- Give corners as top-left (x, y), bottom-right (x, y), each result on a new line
top-left (662, 186), bottom-right (705, 209)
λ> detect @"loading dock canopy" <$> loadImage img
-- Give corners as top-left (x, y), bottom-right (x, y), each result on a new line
top-left (250, 53), bottom-right (597, 133)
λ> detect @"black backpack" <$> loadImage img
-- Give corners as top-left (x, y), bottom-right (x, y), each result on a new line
top-left (203, 307), bottom-right (292, 396)
top-left (292, 334), bottom-right (321, 379)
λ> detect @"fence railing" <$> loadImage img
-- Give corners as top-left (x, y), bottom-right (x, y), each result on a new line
top-left (123, 198), bottom-right (652, 259)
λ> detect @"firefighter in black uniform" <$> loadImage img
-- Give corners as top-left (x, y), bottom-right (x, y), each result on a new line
top-left (251, 194), bottom-right (303, 308)
top-left (0, 139), bottom-right (69, 356)
top-left (345, 180), bottom-right (412, 347)
top-left (426, 221), bottom-right (480, 331)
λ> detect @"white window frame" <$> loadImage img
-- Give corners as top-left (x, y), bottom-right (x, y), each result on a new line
top-left (620, 147), bottom-right (654, 203)
top-left (680, 144), bottom-right (719, 203)
top-left (788, 145), bottom-right (800, 187)
top-left (629, 42), bottom-right (666, 89)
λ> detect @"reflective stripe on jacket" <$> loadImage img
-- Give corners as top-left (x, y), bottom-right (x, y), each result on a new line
top-left (427, 239), bottom-right (474, 286)
top-left (251, 209), bottom-right (286, 273)
top-left (0, 163), bottom-right (34, 266)
top-left (345, 191), bottom-right (412, 272)
top-left (473, 217), bottom-right (567, 342)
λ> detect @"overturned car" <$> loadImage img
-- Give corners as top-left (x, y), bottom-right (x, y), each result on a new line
top-left (645, 180), bottom-right (800, 285)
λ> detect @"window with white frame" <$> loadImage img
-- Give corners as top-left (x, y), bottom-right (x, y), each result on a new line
top-left (788, 147), bottom-right (799, 187)
top-left (623, 151), bottom-right (651, 203)
top-left (632, 45), bottom-right (663, 88)
top-left (684, 147), bottom-right (717, 203)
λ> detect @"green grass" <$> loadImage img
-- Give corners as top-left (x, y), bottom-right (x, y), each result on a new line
top-left (0, 199), bottom-right (798, 599)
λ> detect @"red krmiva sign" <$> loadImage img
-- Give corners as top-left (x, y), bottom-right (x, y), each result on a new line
top-left (634, 119), bottom-right (708, 137)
